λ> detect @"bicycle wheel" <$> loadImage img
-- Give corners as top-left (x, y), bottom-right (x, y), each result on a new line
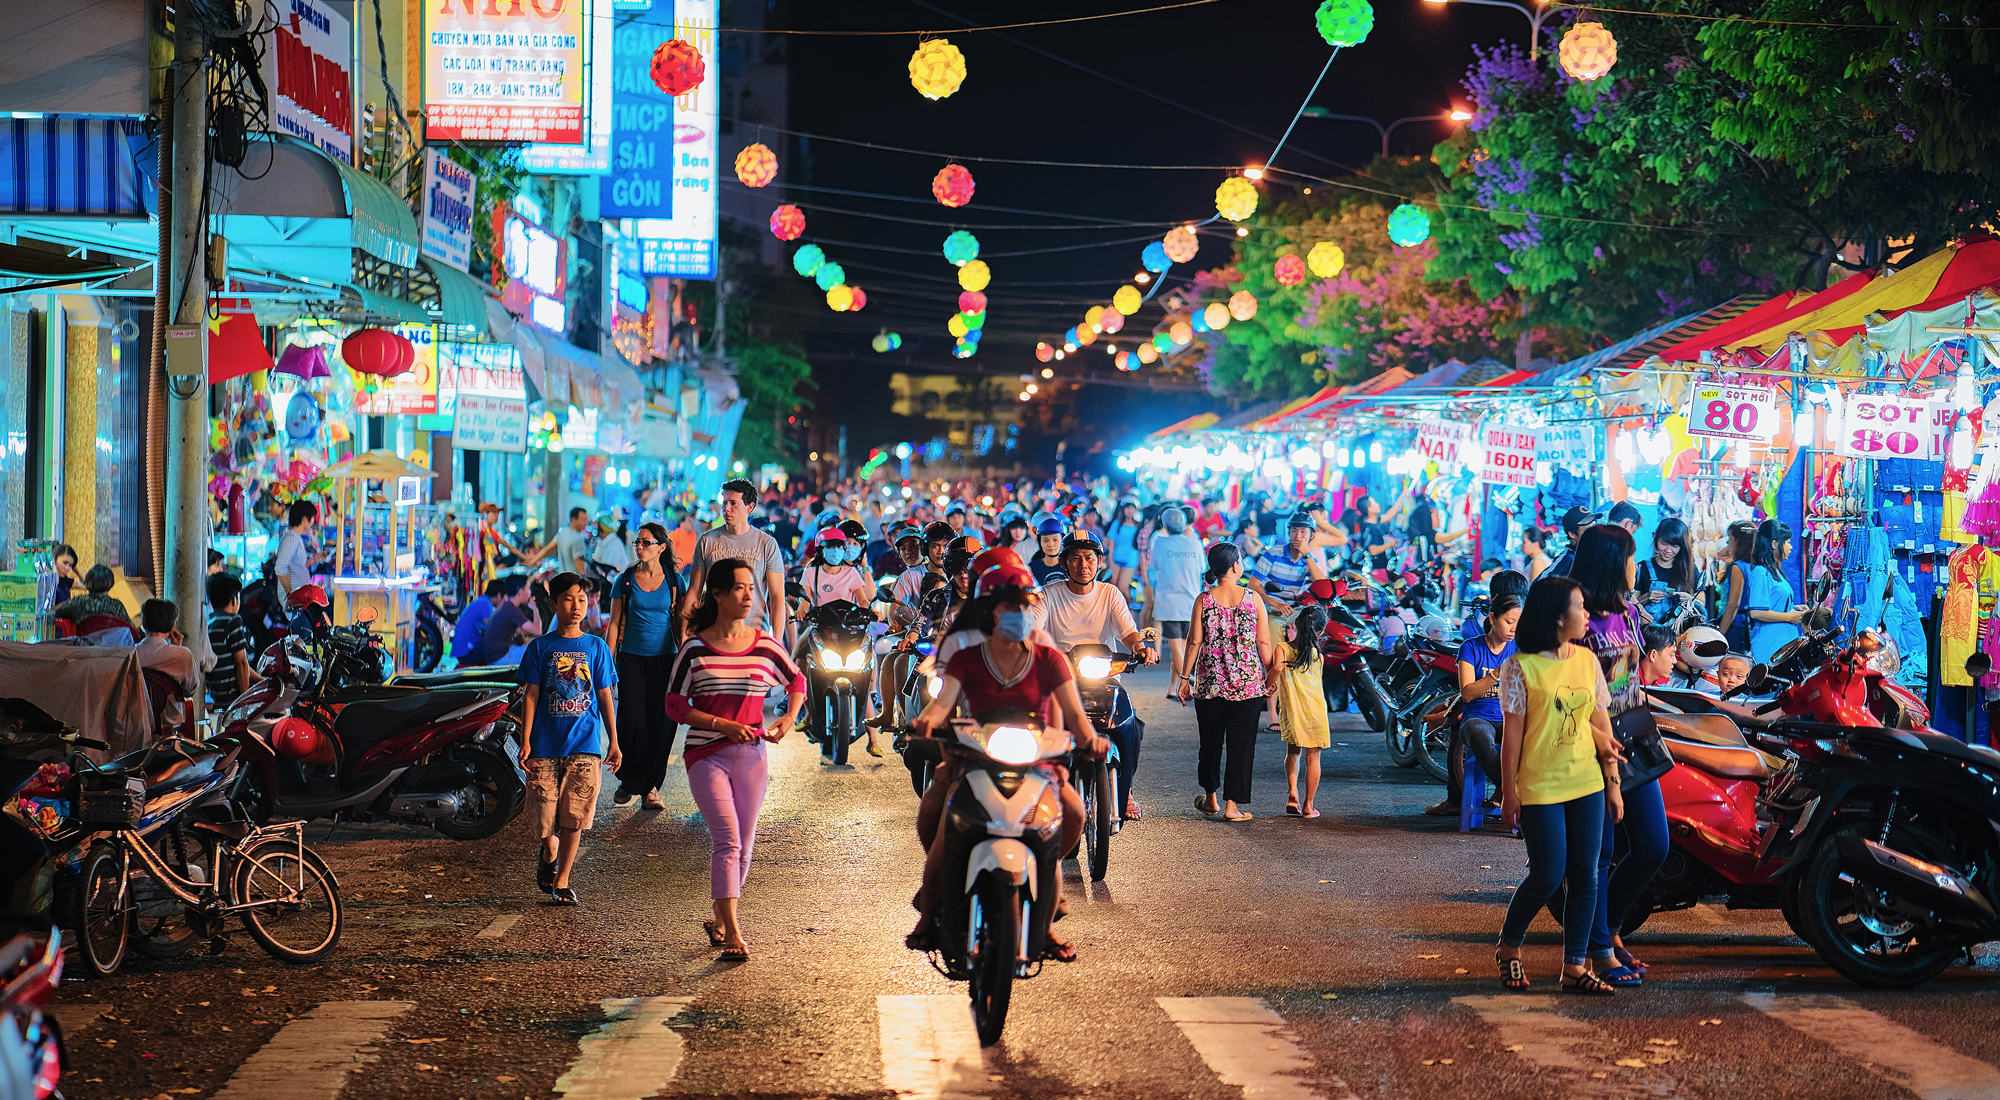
top-left (232, 839), bottom-right (343, 963)
top-left (1415, 720), bottom-right (1451, 783)
top-left (134, 830), bottom-right (215, 959)
top-left (72, 844), bottom-right (130, 977)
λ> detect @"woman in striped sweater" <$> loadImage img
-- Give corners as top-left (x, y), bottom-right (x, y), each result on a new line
top-left (665, 558), bottom-right (807, 962)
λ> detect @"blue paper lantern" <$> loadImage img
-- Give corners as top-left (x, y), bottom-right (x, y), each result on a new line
top-left (1386, 203), bottom-right (1431, 247)
top-left (942, 230), bottom-right (980, 266)
top-left (814, 262), bottom-right (846, 291)
top-left (1191, 310), bottom-right (1212, 334)
top-left (963, 327), bottom-right (983, 344)
top-left (1141, 241), bottom-right (1172, 273)
top-left (1064, 327), bottom-right (1080, 347)
top-left (792, 244), bottom-right (825, 277)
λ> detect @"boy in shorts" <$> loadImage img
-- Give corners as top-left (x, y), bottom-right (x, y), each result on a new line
top-left (517, 571), bottom-right (621, 905)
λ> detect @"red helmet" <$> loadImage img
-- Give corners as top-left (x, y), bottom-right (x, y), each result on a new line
top-left (975, 562), bottom-right (1036, 599)
top-left (285, 583), bottom-right (329, 610)
top-left (271, 715), bottom-right (332, 763)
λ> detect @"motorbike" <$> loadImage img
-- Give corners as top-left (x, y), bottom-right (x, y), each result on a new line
top-left (1380, 618), bottom-right (1463, 780)
top-left (1065, 644), bottom-right (1132, 882)
top-left (1296, 579), bottom-right (1391, 733)
top-left (799, 597), bottom-right (880, 766)
top-left (1, 918), bottom-right (65, 1100)
top-left (924, 715), bottom-right (1076, 1046)
top-left (410, 588), bottom-right (457, 673)
top-left (891, 588), bottom-right (955, 794)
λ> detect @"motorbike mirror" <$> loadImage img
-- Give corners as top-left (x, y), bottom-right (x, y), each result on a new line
top-left (1693, 639), bottom-right (1728, 659)
top-left (1745, 662), bottom-right (1770, 692)
top-left (355, 606), bottom-right (379, 625)
top-left (1968, 653), bottom-right (1993, 679)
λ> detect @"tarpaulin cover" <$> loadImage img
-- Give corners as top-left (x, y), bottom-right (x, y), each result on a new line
top-left (1723, 236), bottom-right (2000, 353)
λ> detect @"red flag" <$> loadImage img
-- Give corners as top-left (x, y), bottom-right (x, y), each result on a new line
top-left (206, 311), bottom-right (274, 383)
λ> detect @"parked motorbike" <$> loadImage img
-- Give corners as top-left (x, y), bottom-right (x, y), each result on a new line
top-left (1066, 645), bottom-right (1132, 882)
top-left (799, 597), bottom-right (879, 765)
top-left (410, 588), bottom-right (457, 674)
top-left (1297, 579), bottom-right (1391, 733)
top-left (923, 715), bottom-right (1076, 1046)
top-left (1, 919), bottom-right (66, 1100)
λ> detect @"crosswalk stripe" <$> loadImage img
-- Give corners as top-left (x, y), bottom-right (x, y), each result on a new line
top-left (877, 994), bottom-right (1003, 1099)
top-left (1157, 996), bottom-right (1354, 1100)
top-left (1742, 992), bottom-right (2000, 1099)
top-left (553, 996), bottom-right (695, 1100)
top-left (1453, 995), bottom-right (1602, 1073)
top-left (476, 914), bottom-right (523, 939)
top-left (210, 1000), bottom-right (413, 1100)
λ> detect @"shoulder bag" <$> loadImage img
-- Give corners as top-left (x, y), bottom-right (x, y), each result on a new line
top-left (1609, 606), bottom-right (1673, 792)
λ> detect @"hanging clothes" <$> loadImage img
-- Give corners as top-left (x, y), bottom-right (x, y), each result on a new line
top-left (1940, 544), bottom-right (1992, 687)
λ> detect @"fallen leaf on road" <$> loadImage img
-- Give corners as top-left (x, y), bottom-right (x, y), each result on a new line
top-left (1648, 1038), bottom-right (1679, 1046)
top-left (406, 1038), bottom-right (448, 1044)
top-left (1614, 1058), bottom-right (1648, 1068)
top-left (259, 986), bottom-right (275, 993)
top-left (1591, 1072), bottom-right (1607, 1079)
top-left (1421, 1060), bottom-right (1435, 1066)
top-left (988, 1075), bottom-right (1004, 1082)
top-left (1417, 954), bottom-right (1442, 959)
top-left (219, 1027), bottom-right (230, 1033)
top-left (415, 1063), bottom-right (437, 1071)
top-left (1318, 880), bottom-right (1332, 883)
top-left (1479, 865), bottom-right (1491, 869)
top-left (1440, 1059), bottom-right (1454, 1065)
top-left (197, 1002), bottom-right (209, 1007)
top-left (1699, 1018), bottom-right (1722, 1026)
top-left (1321, 994), bottom-right (1339, 1000)
top-left (170, 1088), bottom-right (202, 1094)
top-left (1454, 968), bottom-right (1468, 975)
top-left (1504, 1044), bottom-right (1524, 1052)
top-left (496, 1077), bottom-right (516, 1083)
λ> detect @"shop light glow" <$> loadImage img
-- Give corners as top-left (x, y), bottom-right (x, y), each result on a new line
top-left (1369, 440), bottom-right (1383, 463)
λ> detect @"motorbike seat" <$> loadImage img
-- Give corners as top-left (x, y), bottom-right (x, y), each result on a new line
top-left (1906, 730), bottom-right (2000, 771)
top-left (333, 688), bottom-right (495, 744)
top-left (106, 738), bottom-right (213, 787)
top-left (1663, 736), bottom-right (1770, 782)
top-left (396, 666), bottom-right (517, 688)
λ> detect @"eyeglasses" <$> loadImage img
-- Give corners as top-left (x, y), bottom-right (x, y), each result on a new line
top-left (632, 540), bottom-right (661, 548)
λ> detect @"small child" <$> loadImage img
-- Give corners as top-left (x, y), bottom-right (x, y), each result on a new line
top-left (205, 572), bottom-right (262, 710)
top-left (517, 571), bottom-right (622, 905)
top-left (1272, 605), bottom-right (1331, 819)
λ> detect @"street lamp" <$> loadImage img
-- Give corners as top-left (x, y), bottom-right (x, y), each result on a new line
top-left (1299, 108), bottom-right (1471, 157)
top-left (1423, 0), bottom-right (1553, 60)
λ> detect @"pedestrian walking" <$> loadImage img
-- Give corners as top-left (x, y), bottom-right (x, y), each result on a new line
top-left (1146, 506), bottom-right (1205, 697)
top-left (1180, 542), bottom-right (1272, 822)
top-left (1494, 575), bottom-right (1626, 994)
top-left (664, 558), bottom-right (806, 962)
top-left (606, 522), bottom-right (685, 811)
top-left (1272, 604), bottom-right (1330, 819)
top-left (516, 572), bottom-right (622, 906)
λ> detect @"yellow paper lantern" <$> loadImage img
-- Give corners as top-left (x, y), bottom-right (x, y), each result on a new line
top-left (733, 143), bottom-right (777, 187)
top-left (1162, 225), bottom-right (1199, 263)
top-left (1169, 320), bottom-right (1193, 345)
top-left (1112, 284), bottom-right (1142, 315)
top-left (1215, 176), bottom-right (1258, 221)
top-left (1204, 302), bottom-right (1231, 330)
top-left (826, 284), bottom-right (854, 311)
top-left (947, 313), bottom-right (969, 337)
top-left (1075, 325), bottom-right (1098, 347)
top-left (1137, 343), bottom-right (1159, 365)
top-left (1307, 241), bottom-right (1345, 278)
top-left (1228, 290), bottom-right (1258, 321)
top-left (957, 259), bottom-right (990, 292)
top-left (1559, 21), bottom-right (1618, 82)
top-left (908, 39), bottom-right (967, 100)
top-left (1085, 305), bottom-right (1105, 330)
top-left (1100, 308), bottom-right (1125, 334)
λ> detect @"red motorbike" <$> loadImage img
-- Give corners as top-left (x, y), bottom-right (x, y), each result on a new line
top-left (1, 920), bottom-right (65, 1099)
top-left (1297, 579), bottom-right (1391, 733)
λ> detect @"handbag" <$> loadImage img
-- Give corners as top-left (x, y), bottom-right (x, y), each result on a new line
top-left (1611, 605), bottom-right (1673, 792)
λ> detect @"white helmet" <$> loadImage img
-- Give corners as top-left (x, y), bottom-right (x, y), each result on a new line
top-left (1678, 626), bottom-right (1727, 671)
top-left (1418, 614), bottom-right (1457, 646)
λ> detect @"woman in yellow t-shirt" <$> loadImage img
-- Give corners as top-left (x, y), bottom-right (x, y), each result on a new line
top-left (1493, 575), bottom-right (1627, 996)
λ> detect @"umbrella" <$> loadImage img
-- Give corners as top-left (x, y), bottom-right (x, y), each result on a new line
top-left (273, 342), bottom-right (330, 380)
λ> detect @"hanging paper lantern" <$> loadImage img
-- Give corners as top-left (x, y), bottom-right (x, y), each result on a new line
top-left (1191, 310), bottom-right (1211, 335)
top-left (734, 143), bottom-right (777, 187)
top-left (1075, 325), bottom-right (1098, 347)
top-left (1065, 327), bottom-right (1081, 348)
top-left (1100, 308), bottom-right (1125, 334)
top-left (963, 327), bottom-right (983, 344)
top-left (1169, 320), bottom-right (1193, 345)
top-left (1113, 284), bottom-right (1143, 315)
top-left (1085, 305), bottom-right (1105, 330)
top-left (1386, 203), bottom-right (1432, 246)
top-left (962, 310), bottom-right (986, 329)
top-left (342, 328), bottom-right (415, 377)
top-left (1036, 342), bottom-right (1054, 363)
top-left (873, 334), bottom-right (893, 353)
top-left (1162, 226), bottom-right (1199, 264)
top-left (1204, 302), bottom-right (1232, 330)
top-left (948, 314), bottom-right (969, 338)
top-left (908, 39), bottom-right (967, 100)
top-left (954, 343), bottom-right (977, 359)
top-left (1141, 241), bottom-right (1172, 273)
top-left (942, 230), bottom-right (981, 267)
top-left (1307, 241), bottom-right (1345, 278)
top-left (814, 262), bottom-right (846, 292)
top-left (957, 259), bottom-right (990, 291)
top-left (885, 332), bottom-right (902, 350)
top-left (769, 204), bottom-right (806, 241)
top-left (1151, 332), bottom-right (1173, 352)
top-left (650, 40), bottom-right (706, 97)
top-left (1274, 254), bottom-right (1308, 287)
top-left (1228, 290), bottom-right (1259, 321)
top-left (1314, 0), bottom-right (1375, 47)
top-left (1115, 350), bottom-right (1132, 370)
top-left (932, 163), bottom-right (976, 208)
top-left (957, 290), bottom-right (987, 315)
top-left (1215, 176), bottom-right (1258, 221)
top-left (826, 285), bottom-right (854, 312)
top-left (792, 243), bottom-right (825, 277)
top-left (1137, 343), bottom-right (1159, 365)
top-left (1559, 21), bottom-right (1618, 82)
top-left (848, 287), bottom-right (867, 311)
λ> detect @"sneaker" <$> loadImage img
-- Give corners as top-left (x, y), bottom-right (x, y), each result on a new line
top-left (613, 786), bottom-right (634, 806)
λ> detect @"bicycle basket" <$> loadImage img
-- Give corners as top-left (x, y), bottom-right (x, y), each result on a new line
top-left (71, 773), bottom-right (146, 829)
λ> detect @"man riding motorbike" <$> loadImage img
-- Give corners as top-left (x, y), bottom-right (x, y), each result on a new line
top-left (1038, 534), bottom-right (1157, 820)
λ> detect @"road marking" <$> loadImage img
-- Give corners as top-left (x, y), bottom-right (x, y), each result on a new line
top-left (553, 996), bottom-right (694, 1100)
top-left (1157, 996), bottom-right (1354, 1100)
top-left (1743, 992), bottom-right (2000, 1099)
top-left (211, 1000), bottom-right (413, 1100)
top-left (877, 994), bottom-right (1003, 1099)
top-left (1692, 903), bottom-right (1728, 926)
top-left (476, 913), bottom-right (523, 938)
top-left (1453, 995), bottom-right (1600, 1072)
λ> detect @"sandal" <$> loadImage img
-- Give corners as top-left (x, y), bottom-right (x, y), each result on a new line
top-left (719, 943), bottom-right (750, 962)
top-left (1613, 946), bottom-right (1648, 973)
top-left (1195, 793), bottom-right (1219, 815)
top-left (1560, 970), bottom-right (1617, 996)
top-left (550, 887), bottom-right (578, 906)
top-left (1495, 950), bottom-right (1529, 990)
top-left (702, 919), bottom-right (727, 947)
top-left (1040, 936), bottom-right (1078, 963)
top-left (537, 857), bottom-right (557, 893)
top-left (1285, 799), bottom-right (1303, 816)
top-left (1223, 810), bottom-right (1254, 821)
top-left (1598, 965), bottom-right (1643, 987)
top-left (904, 922), bottom-right (935, 952)
top-left (1302, 808), bottom-right (1321, 819)
top-left (642, 792), bottom-right (667, 810)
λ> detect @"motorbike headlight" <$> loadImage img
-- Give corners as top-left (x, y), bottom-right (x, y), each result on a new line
top-left (1077, 656), bottom-right (1112, 680)
top-left (926, 677), bottom-right (943, 698)
top-left (844, 649), bottom-right (871, 671)
top-left (817, 647), bottom-right (841, 669)
top-left (986, 725), bottom-right (1041, 765)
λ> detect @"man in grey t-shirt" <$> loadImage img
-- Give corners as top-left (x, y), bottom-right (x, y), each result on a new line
top-left (682, 478), bottom-right (787, 639)
top-left (535, 508), bottom-right (592, 575)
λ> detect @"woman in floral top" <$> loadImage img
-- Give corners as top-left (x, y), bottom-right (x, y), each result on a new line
top-left (1178, 542), bottom-right (1273, 821)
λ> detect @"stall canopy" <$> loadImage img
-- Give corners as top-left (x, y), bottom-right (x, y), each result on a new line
top-left (323, 450), bottom-right (438, 481)
top-left (1727, 235), bottom-right (2000, 353)
top-left (1147, 412), bottom-right (1219, 439)
top-left (1559, 294), bottom-right (1777, 377)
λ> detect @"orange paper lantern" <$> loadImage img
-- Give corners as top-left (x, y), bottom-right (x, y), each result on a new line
top-left (650, 40), bottom-right (705, 97)
top-left (1162, 226), bottom-right (1199, 263)
top-left (932, 163), bottom-right (976, 208)
top-left (1036, 342), bottom-right (1054, 363)
top-left (1169, 320), bottom-right (1193, 345)
top-left (1228, 290), bottom-right (1258, 321)
top-left (734, 143), bottom-right (777, 187)
top-left (1075, 325), bottom-right (1097, 347)
top-left (769, 204), bottom-right (806, 241)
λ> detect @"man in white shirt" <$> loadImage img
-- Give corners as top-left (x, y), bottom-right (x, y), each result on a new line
top-left (592, 513), bottom-right (632, 573)
top-left (1041, 534), bottom-right (1156, 820)
top-left (273, 500), bottom-right (323, 599)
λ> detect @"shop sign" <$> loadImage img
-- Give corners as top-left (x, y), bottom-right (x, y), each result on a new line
top-left (1537, 421), bottom-right (1594, 471)
top-left (1480, 425), bottom-right (1539, 487)
top-left (353, 324), bottom-right (438, 415)
top-left (520, 0), bottom-right (613, 172)
top-left (420, 149), bottom-right (476, 271)
top-left (617, 0), bottom-right (718, 277)
top-left (422, 0), bottom-right (590, 144)
top-left (452, 394), bottom-right (528, 453)
top-left (1685, 382), bottom-right (1779, 442)
top-left (496, 205), bottom-right (567, 332)
top-left (1836, 394), bottom-right (1941, 460)
top-left (1415, 420), bottom-right (1470, 466)
top-left (262, 0), bottom-right (354, 163)
top-left (436, 342), bottom-right (524, 416)
top-left (562, 405), bottom-right (600, 451)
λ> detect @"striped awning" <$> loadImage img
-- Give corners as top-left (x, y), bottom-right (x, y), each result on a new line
top-left (0, 117), bottom-right (146, 217)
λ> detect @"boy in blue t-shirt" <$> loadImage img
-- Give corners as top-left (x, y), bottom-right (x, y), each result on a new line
top-left (517, 571), bottom-right (621, 905)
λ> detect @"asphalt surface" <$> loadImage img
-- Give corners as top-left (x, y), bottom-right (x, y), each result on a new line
top-left (49, 663), bottom-right (2000, 1100)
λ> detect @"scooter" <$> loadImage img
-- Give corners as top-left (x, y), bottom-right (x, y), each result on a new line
top-left (1066, 645), bottom-right (1133, 882)
top-left (0, 917), bottom-right (65, 1100)
top-left (411, 588), bottom-right (457, 673)
top-left (1296, 578), bottom-right (1391, 733)
top-left (800, 598), bottom-right (879, 766)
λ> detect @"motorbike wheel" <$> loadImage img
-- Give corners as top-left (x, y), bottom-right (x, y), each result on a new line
top-left (1383, 713), bottom-right (1419, 767)
top-left (134, 832), bottom-right (214, 959)
top-left (233, 839), bottom-right (343, 964)
top-left (1414, 720), bottom-right (1451, 784)
top-left (828, 690), bottom-right (851, 766)
top-left (1793, 821), bottom-right (1958, 988)
top-left (413, 619), bottom-right (444, 673)
top-left (1780, 869), bottom-right (1812, 944)
top-left (1089, 764), bottom-right (1113, 882)
top-left (72, 844), bottom-right (130, 977)
top-left (1354, 670), bottom-right (1390, 733)
top-left (968, 875), bottom-right (1018, 1047)
top-left (431, 748), bottom-right (526, 841)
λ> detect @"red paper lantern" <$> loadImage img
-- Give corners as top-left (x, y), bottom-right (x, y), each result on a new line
top-left (1274, 253), bottom-right (1308, 287)
top-left (847, 287), bottom-right (867, 312)
top-left (342, 328), bottom-right (415, 377)
top-left (650, 40), bottom-right (705, 97)
top-left (769, 204), bottom-right (806, 241)
top-left (958, 290), bottom-right (987, 315)
top-left (932, 163), bottom-right (975, 208)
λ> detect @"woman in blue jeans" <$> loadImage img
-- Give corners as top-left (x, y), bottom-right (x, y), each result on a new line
top-left (1568, 524), bottom-right (1672, 985)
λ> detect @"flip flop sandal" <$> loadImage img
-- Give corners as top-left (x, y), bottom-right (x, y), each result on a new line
top-left (1194, 794), bottom-right (1218, 815)
top-left (1223, 811), bottom-right (1255, 821)
top-left (1599, 965), bottom-right (1644, 987)
top-left (703, 919), bottom-right (727, 947)
top-left (1613, 946), bottom-right (1649, 973)
top-left (1495, 951), bottom-right (1529, 990)
top-left (1302, 809), bottom-right (1321, 819)
top-left (1560, 971), bottom-right (1617, 996)
top-left (537, 858), bottom-right (557, 893)
top-left (719, 945), bottom-right (750, 962)
top-left (1285, 801), bottom-right (1303, 816)
top-left (550, 887), bottom-right (579, 906)
top-left (1040, 938), bottom-right (1078, 963)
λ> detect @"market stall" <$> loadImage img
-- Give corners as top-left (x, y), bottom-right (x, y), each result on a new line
top-left (319, 450), bottom-right (439, 664)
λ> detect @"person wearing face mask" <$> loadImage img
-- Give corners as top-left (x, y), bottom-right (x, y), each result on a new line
top-left (799, 528), bottom-right (882, 753)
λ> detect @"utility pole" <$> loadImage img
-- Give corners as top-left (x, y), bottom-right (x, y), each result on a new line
top-left (163, 12), bottom-right (209, 634)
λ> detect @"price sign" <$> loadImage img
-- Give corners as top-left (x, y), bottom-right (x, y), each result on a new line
top-left (1480, 426), bottom-right (1540, 487)
top-left (1836, 394), bottom-right (1941, 460)
top-left (1416, 420), bottom-right (1470, 467)
top-left (1686, 383), bottom-right (1777, 442)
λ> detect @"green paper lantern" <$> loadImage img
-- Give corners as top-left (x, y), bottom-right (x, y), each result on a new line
top-left (1387, 203), bottom-right (1431, 246)
top-left (1315, 0), bottom-right (1374, 47)
top-left (814, 262), bottom-right (846, 291)
top-left (960, 310), bottom-right (986, 330)
top-left (942, 230), bottom-right (980, 266)
top-left (792, 244), bottom-right (825, 277)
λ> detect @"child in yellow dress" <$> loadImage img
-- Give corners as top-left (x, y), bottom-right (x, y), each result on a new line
top-left (1272, 605), bottom-right (1331, 818)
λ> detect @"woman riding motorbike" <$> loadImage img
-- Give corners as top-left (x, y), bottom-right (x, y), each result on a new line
top-left (796, 527), bottom-right (883, 755)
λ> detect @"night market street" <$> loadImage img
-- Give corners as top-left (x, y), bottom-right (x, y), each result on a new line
top-left (47, 664), bottom-right (2000, 1100)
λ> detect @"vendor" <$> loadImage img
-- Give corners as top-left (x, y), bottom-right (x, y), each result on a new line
top-left (52, 565), bottom-right (132, 629)
top-left (1745, 520), bottom-right (1807, 664)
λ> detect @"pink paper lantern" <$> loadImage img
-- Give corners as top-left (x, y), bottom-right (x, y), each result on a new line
top-left (847, 287), bottom-right (867, 312)
top-left (932, 163), bottom-right (976, 208)
top-left (1274, 253), bottom-right (1308, 287)
top-left (769, 204), bottom-right (806, 241)
top-left (958, 290), bottom-right (987, 315)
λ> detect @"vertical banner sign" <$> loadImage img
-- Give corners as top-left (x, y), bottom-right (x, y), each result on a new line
top-left (353, 325), bottom-right (440, 415)
top-left (420, 149), bottom-right (476, 271)
top-left (615, 0), bottom-right (720, 278)
top-left (1836, 394), bottom-right (1942, 460)
top-left (262, 0), bottom-right (354, 163)
top-left (1480, 425), bottom-right (1540, 487)
top-left (1685, 382), bottom-right (1779, 442)
top-left (424, 0), bottom-right (588, 144)
top-left (1415, 420), bottom-right (1470, 467)
top-left (601, 2), bottom-right (680, 221)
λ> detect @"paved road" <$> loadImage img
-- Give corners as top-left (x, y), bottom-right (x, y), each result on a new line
top-left (50, 664), bottom-right (2000, 1099)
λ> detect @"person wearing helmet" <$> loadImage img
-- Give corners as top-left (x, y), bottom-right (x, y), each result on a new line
top-left (1245, 512), bottom-right (1330, 616)
top-left (1029, 517), bottom-right (1067, 585)
top-left (944, 501), bottom-right (968, 537)
top-left (890, 521), bottom-right (956, 628)
top-left (799, 528), bottom-right (886, 755)
top-left (993, 511), bottom-right (1032, 554)
top-left (877, 523), bottom-right (921, 578)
